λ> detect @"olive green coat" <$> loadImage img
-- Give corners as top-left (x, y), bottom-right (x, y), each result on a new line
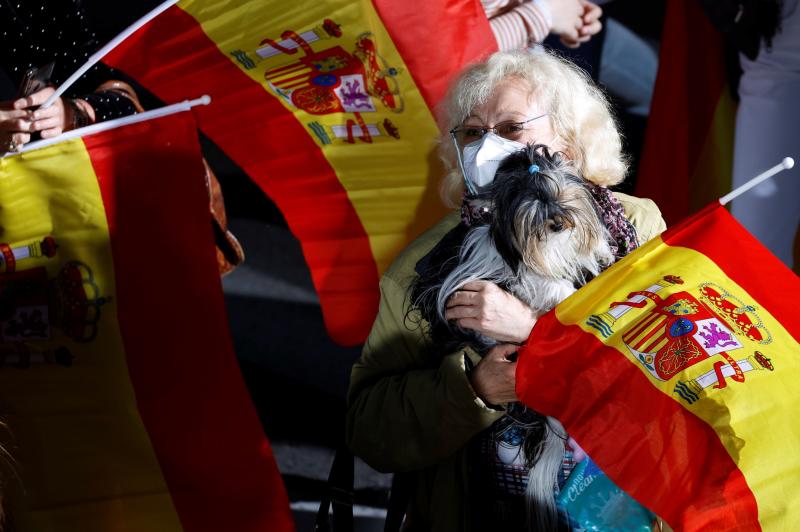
top-left (346, 193), bottom-right (666, 531)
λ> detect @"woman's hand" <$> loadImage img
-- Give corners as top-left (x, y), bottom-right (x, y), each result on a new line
top-left (0, 105), bottom-right (34, 151)
top-left (558, 0), bottom-right (603, 48)
top-left (1, 87), bottom-right (95, 149)
top-left (470, 343), bottom-right (519, 405)
top-left (445, 280), bottom-right (537, 344)
top-left (16, 87), bottom-right (70, 140)
top-left (546, 0), bottom-right (585, 43)
top-left (1, 87), bottom-right (68, 150)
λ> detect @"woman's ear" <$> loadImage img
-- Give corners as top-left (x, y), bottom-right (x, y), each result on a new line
top-left (550, 132), bottom-right (571, 158)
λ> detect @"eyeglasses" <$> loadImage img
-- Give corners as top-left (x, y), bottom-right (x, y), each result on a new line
top-left (449, 113), bottom-right (548, 146)
top-left (449, 113), bottom-right (548, 195)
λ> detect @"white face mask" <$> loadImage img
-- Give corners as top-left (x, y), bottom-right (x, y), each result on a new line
top-left (461, 133), bottom-right (526, 189)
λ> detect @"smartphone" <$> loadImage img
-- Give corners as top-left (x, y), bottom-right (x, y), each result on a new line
top-left (17, 62), bottom-right (55, 98)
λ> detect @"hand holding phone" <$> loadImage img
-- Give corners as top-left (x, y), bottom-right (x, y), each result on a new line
top-left (9, 62), bottom-right (55, 144)
top-left (17, 62), bottom-right (55, 99)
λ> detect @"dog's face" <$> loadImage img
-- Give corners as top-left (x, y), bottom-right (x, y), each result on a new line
top-left (477, 144), bottom-right (613, 282)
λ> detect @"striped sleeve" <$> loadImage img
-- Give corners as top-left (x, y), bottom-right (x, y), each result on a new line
top-left (482, 0), bottom-right (553, 51)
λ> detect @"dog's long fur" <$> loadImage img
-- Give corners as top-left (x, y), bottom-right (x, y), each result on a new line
top-left (411, 144), bottom-right (613, 530)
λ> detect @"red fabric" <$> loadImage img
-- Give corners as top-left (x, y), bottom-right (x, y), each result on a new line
top-left (516, 313), bottom-right (760, 530)
top-left (513, 203), bottom-right (800, 530)
top-left (372, 0), bottom-right (498, 109)
top-left (87, 113), bottom-right (294, 532)
top-left (104, 2), bottom-right (497, 345)
top-left (103, 6), bottom-right (379, 346)
top-left (635, 0), bottom-right (729, 226)
top-left (662, 203), bottom-right (800, 341)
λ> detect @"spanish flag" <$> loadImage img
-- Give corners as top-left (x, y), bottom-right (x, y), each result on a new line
top-left (636, 0), bottom-right (736, 226)
top-left (517, 204), bottom-right (800, 530)
top-left (0, 112), bottom-right (292, 530)
top-left (102, 0), bottom-right (497, 346)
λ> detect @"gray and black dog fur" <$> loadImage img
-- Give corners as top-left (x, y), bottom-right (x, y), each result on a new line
top-left (410, 143), bottom-right (613, 530)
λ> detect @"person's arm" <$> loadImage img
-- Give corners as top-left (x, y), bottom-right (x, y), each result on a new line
top-left (0, 87), bottom-right (81, 149)
top-left (0, 82), bottom-right (139, 150)
top-left (483, 0), bottom-right (553, 51)
top-left (483, 0), bottom-right (603, 51)
top-left (346, 274), bottom-right (505, 473)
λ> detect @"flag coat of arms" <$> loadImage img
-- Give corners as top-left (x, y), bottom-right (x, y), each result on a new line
top-left (517, 204), bottom-right (800, 530)
top-left (102, 0), bottom-right (497, 345)
top-left (0, 113), bottom-right (292, 531)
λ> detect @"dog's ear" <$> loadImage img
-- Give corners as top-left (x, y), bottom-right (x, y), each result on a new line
top-left (491, 221), bottom-right (522, 272)
top-left (489, 175), bottom-right (524, 272)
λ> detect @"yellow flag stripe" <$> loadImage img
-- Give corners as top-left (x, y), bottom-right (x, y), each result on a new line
top-left (179, 0), bottom-right (447, 274)
top-left (555, 235), bottom-right (800, 526)
top-left (0, 143), bottom-right (182, 530)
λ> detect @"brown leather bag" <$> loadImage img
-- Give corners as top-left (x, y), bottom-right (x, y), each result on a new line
top-left (94, 81), bottom-right (245, 276)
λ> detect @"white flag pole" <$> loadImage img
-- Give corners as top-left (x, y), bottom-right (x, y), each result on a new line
top-left (3, 95), bottom-right (210, 157)
top-left (719, 157), bottom-right (795, 206)
top-left (40, 0), bottom-right (179, 109)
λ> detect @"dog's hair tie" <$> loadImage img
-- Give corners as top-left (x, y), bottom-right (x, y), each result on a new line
top-left (528, 164), bottom-right (539, 174)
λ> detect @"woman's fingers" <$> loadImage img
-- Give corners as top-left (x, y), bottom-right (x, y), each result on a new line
top-left (489, 342), bottom-right (520, 360)
top-left (1, 132), bottom-right (31, 151)
top-left (31, 103), bottom-right (60, 120)
top-left (580, 19), bottom-right (602, 37)
top-left (13, 86), bottom-right (56, 110)
top-left (0, 108), bottom-right (30, 123)
top-left (444, 304), bottom-right (479, 321)
top-left (581, 0), bottom-right (602, 24)
top-left (469, 343), bottom-right (519, 404)
top-left (559, 1), bottom-right (602, 47)
top-left (458, 280), bottom-right (489, 292)
top-left (23, 95), bottom-right (67, 139)
top-left (31, 116), bottom-right (61, 131)
top-left (453, 317), bottom-right (480, 330)
top-left (40, 126), bottom-right (64, 139)
top-left (0, 115), bottom-right (34, 133)
top-left (446, 281), bottom-right (536, 343)
top-left (446, 289), bottom-right (479, 308)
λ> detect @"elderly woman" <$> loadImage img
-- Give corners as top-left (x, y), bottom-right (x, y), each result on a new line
top-left (346, 49), bottom-right (665, 531)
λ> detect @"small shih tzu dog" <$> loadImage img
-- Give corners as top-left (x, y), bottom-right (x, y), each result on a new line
top-left (411, 143), bottom-right (615, 530)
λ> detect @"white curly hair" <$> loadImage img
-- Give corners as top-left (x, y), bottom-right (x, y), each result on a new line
top-left (438, 49), bottom-right (628, 206)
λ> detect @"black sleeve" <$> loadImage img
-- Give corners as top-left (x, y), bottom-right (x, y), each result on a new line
top-left (81, 88), bottom-right (139, 122)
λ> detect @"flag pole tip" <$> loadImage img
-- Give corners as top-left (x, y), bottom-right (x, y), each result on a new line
top-left (783, 157), bottom-right (794, 170)
top-left (200, 95), bottom-right (211, 106)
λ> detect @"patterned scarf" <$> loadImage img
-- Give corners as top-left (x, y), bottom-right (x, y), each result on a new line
top-left (587, 185), bottom-right (640, 260)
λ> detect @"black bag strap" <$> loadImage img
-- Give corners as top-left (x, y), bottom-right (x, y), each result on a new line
top-left (315, 445), bottom-right (354, 532)
top-left (315, 446), bottom-right (413, 532)
top-left (383, 472), bottom-right (411, 532)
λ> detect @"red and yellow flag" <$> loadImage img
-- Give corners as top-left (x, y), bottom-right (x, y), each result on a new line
top-left (517, 204), bottom-right (800, 530)
top-left (103, 0), bottom-right (497, 345)
top-left (0, 113), bottom-right (292, 531)
top-left (636, 0), bottom-right (736, 226)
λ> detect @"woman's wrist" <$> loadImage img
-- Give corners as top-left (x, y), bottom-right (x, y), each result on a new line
top-left (511, 307), bottom-right (537, 344)
top-left (64, 98), bottom-right (95, 131)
